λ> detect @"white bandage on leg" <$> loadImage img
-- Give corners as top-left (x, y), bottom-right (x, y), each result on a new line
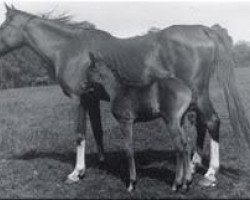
top-left (205, 139), bottom-right (219, 182)
top-left (67, 140), bottom-right (86, 182)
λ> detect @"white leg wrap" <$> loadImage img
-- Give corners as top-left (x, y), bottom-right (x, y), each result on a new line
top-left (67, 140), bottom-right (86, 182)
top-left (205, 139), bottom-right (219, 182)
top-left (76, 140), bottom-right (86, 170)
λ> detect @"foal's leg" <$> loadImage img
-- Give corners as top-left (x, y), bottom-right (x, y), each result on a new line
top-left (190, 114), bottom-right (205, 174)
top-left (119, 120), bottom-right (136, 192)
top-left (164, 120), bottom-right (185, 192)
top-left (88, 100), bottom-right (105, 163)
top-left (182, 112), bottom-right (196, 188)
top-left (66, 99), bottom-right (88, 184)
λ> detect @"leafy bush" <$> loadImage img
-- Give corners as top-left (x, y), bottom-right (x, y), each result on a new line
top-left (0, 47), bottom-right (55, 89)
top-left (233, 41), bottom-right (250, 68)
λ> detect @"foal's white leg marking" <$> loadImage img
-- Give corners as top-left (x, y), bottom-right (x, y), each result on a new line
top-left (192, 151), bottom-right (202, 165)
top-left (67, 140), bottom-right (86, 182)
top-left (204, 139), bottom-right (219, 183)
top-left (190, 151), bottom-right (202, 174)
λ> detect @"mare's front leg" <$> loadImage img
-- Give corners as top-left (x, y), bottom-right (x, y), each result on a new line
top-left (88, 99), bottom-right (105, 163)
top-left (66, 96), bottom-right (88, 184)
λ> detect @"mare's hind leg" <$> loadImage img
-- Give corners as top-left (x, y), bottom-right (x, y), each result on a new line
top-left (196, 96), bottom-right (220, 187)
top-left (88, 99), bottom-right (105, 163)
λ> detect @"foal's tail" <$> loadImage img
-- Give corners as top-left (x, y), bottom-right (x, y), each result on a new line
top-left (215, 41), bottom-right (250, 156)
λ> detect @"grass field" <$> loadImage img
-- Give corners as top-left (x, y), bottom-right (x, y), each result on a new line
top-left (0, 68), bottom-right (250, 198)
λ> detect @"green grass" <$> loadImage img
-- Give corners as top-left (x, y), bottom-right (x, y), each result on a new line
top-left (0, 68), bottom-right (250, 198)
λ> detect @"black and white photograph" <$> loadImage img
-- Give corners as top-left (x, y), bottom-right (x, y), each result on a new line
top-left (0, 0), bottom-right (249, 198)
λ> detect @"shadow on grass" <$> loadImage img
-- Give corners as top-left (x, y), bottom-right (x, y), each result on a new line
top-left (14, 149), bottom-right (176, 186)
top-left (14, 149), bottom-right (240, 186)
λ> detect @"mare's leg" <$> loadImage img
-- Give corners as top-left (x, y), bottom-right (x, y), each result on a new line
top-left (66, 96), bottom-right (88, 184)
top-left (196, 95), bottom-right (220, 187)
top-left (88, 99), bottom-right (105, 162)
top-left (119, 120), bottom-right (136, 192)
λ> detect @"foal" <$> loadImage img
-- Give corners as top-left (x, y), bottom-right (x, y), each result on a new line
top-left (83, 55), bottom-right (195, 192)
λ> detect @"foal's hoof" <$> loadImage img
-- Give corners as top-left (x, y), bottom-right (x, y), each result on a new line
top-left (98, 159), bottom-right (105, 169)
top-left (198, 176), bottom-right (217, 188)
top-left (180, 183), bottom-right (189, 193)
top-left (127, 180), bottom-right (136, 193)
top-left (99, 155), bottom-right (105, 163)
top-left (171, 182), bottom-right (181, 192)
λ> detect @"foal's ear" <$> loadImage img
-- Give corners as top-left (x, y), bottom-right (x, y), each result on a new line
top-left (88, 52), bottom-right (97, 69)
top-left (88, 52), bottom-right (95, 63)
top-left (4, 2), bottom-right (11, 11)
top-left (11, 4), bottom-right (16, 10)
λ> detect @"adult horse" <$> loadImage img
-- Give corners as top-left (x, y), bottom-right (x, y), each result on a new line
top-left (0, 4), bottom-right (249, 191)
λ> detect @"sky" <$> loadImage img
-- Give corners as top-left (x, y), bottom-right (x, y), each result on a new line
top-left (0, 0), bottom-right (250, 42)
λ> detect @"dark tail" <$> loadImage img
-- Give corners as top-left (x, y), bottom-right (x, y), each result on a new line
top-left (215, 43), bottom-right (250, 155)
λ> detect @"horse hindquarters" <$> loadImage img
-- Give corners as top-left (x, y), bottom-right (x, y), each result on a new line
top-left (158, 78), bottom-right (193, 191)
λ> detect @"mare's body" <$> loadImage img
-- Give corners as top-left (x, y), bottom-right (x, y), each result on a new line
top-left (0, 5), bottom-right (249, 191)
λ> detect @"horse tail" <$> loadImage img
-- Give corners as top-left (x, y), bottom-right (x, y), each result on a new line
top-left (215, 40), bottom-right (250, 155)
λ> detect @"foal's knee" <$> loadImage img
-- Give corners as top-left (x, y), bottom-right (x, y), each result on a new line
top-left (173, 127), bottom-right (188, 154)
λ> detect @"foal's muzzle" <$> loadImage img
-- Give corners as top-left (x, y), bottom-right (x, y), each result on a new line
top-left (80, 81), bottom-right (110, 102)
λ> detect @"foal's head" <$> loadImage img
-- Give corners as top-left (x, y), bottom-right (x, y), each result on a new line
top-left (81, 53), bottom-right (112, 101)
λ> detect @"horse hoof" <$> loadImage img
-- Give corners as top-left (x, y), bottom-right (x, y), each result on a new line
top-left (79, 173), bottom-right (85, 180)
top-left (98, 158), bottom-right (105, 169)
top-left (180, 184), bottom-right (189, 193)
top-left (171, 182), bottom-right (181, 192)
top-left (198, 176), bottom-right (217, 187)
top-left (65, 177), bottom-right (79, 185)
top-left (127, 180), bottom-right (136, 193)
top-left (186, 177), bottom-right (193, 186)
top-left (99, 155), bottom-right (105, 163)
top-left (127, 184), bottom-right (134, 193)
top-left (65, 170), bottom-right (85, 184)
top-left (172, 184), bottom-right (177, 192)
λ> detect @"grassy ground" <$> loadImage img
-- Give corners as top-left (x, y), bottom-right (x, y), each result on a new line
top-left (0, 68), bottom-right (250, 198)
